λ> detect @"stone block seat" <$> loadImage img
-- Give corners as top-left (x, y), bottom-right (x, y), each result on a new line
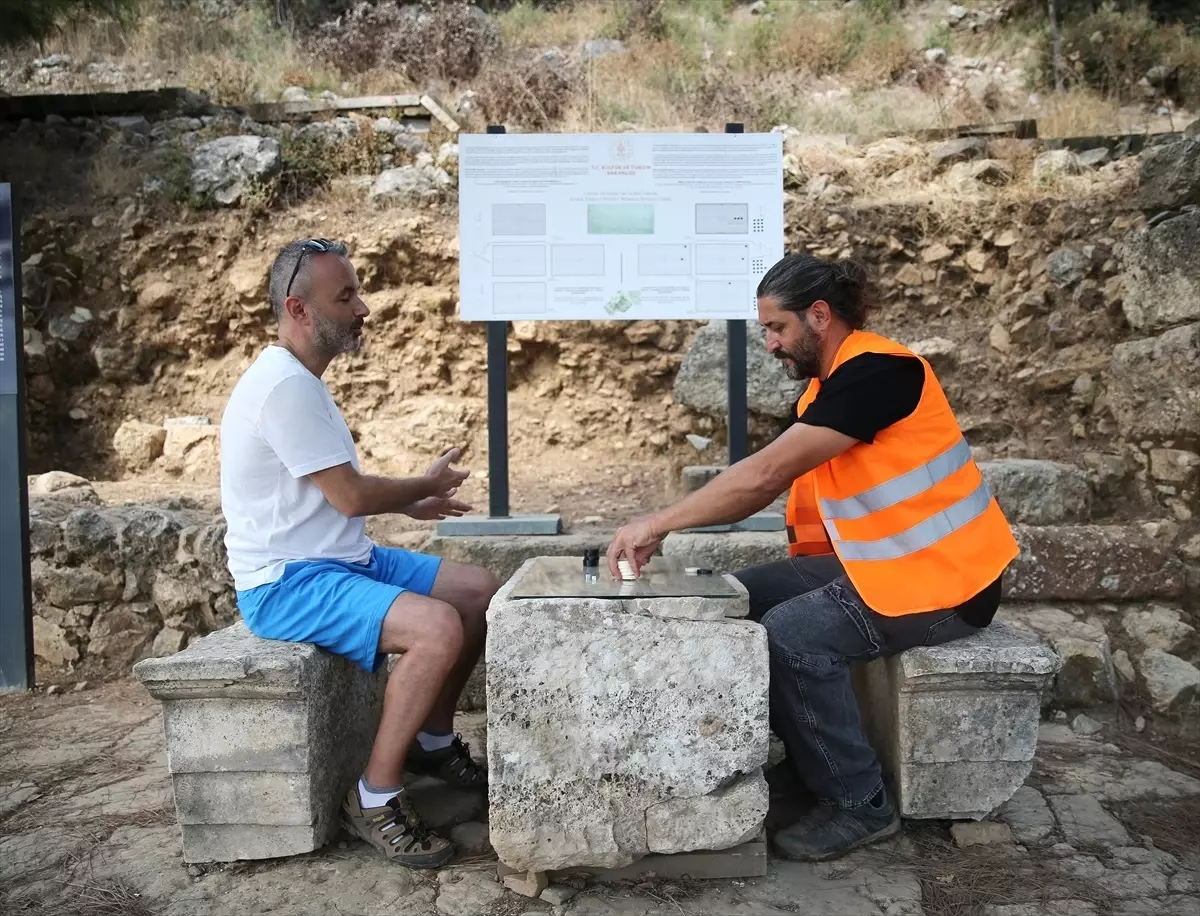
top-left (485, 557), bottom-right (771, 874)
top-left (133, 621), bottom-right (385, 863)
top-left (853, 621), bottom-right (1062, 821)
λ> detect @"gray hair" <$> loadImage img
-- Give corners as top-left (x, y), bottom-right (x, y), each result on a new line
top-left (267, 238), bottom-right (349, 319)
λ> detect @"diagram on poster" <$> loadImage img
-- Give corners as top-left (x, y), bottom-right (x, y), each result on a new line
top-left (458, 132), bottom-right (784, 321)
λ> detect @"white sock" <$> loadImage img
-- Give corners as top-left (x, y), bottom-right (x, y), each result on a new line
top-left (417, 730), bottom-right (455, 752)
top-left (358, 777), bottom-right (403, 808)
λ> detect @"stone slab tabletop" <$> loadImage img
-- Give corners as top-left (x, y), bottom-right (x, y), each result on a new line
top-left (501, 556), bottom-right (749, 620)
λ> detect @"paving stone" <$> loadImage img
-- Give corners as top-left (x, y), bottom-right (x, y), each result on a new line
top-left (1048, 795), bottom-right (1131, 847)
top-left (1097, 865), bottom-right (1169, 898)
top-left (0, 782), bottom-right (42, 818)
top-left (1113, 897), bottom-right (1200, 916)
top-left (996, 786), bottom-right (1056, 845)
top-left (1111, 845), bottom-right (1178, 870)
top-left (1169, 873), bottom-right (1196, 894)
top-left (1035, 731), bottom-right (1200, 801)
top-left (436, 871), bottom-right (505, 916)
top-left (986, 903), bottom-right (1097, 916)
top-left (1053, 854), bottom-right (1107, 879)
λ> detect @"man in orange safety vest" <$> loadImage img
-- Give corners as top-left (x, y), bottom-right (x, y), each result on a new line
top-left (608, 252), bottom-right (1018, 862)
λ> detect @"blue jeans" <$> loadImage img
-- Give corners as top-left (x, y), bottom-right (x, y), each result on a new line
top-left (734, 554), bottom-right (981, 811)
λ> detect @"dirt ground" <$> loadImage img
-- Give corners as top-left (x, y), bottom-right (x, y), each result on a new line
top-left (2, 681), bottom-right (1199, 916)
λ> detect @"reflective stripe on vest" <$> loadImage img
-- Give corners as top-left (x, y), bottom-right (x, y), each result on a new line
top-left (830, 477), bottom-right (994, 562)
top-left (818, 437), bottom-right (973, 521)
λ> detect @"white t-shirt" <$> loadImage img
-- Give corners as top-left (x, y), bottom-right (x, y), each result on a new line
top-left (220, 345), bottom-right (373, 591)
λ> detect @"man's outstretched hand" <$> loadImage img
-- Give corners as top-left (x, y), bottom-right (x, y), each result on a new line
top-left (424, 447), bottom-right (470, 497)
top-left (406, 494), bottom-right (473, 521)
top-left (606, 515), bottom-right (666, 579)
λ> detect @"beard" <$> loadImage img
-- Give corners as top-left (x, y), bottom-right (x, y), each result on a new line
top-left (312, 310), bottom-right (363, 355)
top-left (776, 323), bottom-right (821, 380)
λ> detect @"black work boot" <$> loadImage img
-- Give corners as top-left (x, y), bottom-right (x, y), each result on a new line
top-left (772, 788), bottom-right (900, 862)
top-left (405, 734), bottom-right (487, 791)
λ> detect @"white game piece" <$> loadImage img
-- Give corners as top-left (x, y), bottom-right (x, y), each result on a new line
top-left (617, 558), bottom-right (636, 581)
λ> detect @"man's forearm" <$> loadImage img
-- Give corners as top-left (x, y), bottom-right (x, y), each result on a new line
top-left (350, 474), bottom-right (437, 516)
top-left (651, 455), bottom-right (787, 535)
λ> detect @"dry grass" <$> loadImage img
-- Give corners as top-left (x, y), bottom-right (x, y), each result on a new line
top-left (9, 1), bottom-right (1198, 141)
top-left (1112, 795), bottom-right (1200, 863)
top-left (24, 1), bottom-right (341, 104)
top-left (882, 824), bottom-right (1111, 916)
top-left (3, 878), bottom-right (160, 916)
top-left (497, 0), bottom-right (620, 48)
top-left (87, 142), bottom-right (143, 200)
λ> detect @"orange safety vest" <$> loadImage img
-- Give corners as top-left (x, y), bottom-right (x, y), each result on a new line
top-left (784, 330), bottom-right (1018, 616)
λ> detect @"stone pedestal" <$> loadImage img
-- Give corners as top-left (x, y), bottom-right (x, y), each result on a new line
top-left (853, 621), bottom-right (1061, 821)
top-left (486, 558), bottom-right (770, 873)
top-left (133, 621), bottom-right (386, 863)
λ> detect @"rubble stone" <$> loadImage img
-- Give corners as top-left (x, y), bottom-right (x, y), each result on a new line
top-left (369, 165), bottom-right (451, 204)
top-left (1109, 323), bottom-right (1200, 440)
top-left (999, 605), bottom-right (1116, 707)
top-left (1035, 150), bottom-right (1083, 180)
top-left (931, 136), bottom-right (988, 170)
top-left (29, 471), bottom-right (100, 504)
top-left (1139, 649), bottom-right (1200, 714)
top-left (33, 616), bottom-right (78, 667)
top-left (1135, 136), bottom-right (1200, 211)
top-left (1122, 606), bottom-right (1196, 655)
top-left (112, 421), bottom-right (166, 473)
top-left (674, 321), bottom-right (806, 420)
top-left (1120, 211), bottom-right (1200, 330)
top-left (191, 136), bottom-right (281, 206)
top-left (980, 459), bottom-right (1091, 524)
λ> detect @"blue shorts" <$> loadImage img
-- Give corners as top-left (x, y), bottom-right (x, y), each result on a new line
top-left (236, 545), bottom-right (442, 673)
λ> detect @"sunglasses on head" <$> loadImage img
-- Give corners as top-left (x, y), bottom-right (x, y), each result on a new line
top-left (284, 238), bottom-right (335, 299)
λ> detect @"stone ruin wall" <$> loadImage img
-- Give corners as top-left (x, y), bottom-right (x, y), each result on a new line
top-left (12, 109), bottom-right (1200, 729)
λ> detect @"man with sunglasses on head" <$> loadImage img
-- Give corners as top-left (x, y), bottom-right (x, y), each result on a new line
top-left (219, 238), bottom-right (499, 869)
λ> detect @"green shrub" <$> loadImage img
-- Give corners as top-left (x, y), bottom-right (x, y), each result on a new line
top-left (0, 0), bottom-right (140, 46)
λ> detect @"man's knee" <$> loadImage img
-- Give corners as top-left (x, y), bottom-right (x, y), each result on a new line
top-left (424, 600), bottom-right (465, 660)
top-left (380, 595), bottom-right (464, 661)
top-left (463, 565), bottom-right (501, 614)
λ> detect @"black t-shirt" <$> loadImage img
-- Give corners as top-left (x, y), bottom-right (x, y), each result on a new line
top-left (793, 352), bottom-right (1002, 627)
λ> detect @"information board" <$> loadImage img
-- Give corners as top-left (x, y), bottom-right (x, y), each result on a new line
top-left (458, 132), bottom-right (784, 321)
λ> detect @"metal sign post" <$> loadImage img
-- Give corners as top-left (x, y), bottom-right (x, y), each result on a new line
top-left (724, 122), bottom-right (749, 465)
top-left (442, 125), bottom-right (562, 536)
top-left (0, 183), bottom-right (34, 692)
